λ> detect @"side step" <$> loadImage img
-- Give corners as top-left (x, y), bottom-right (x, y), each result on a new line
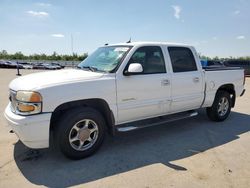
top-left (116, 110), bottom-right (198, 132)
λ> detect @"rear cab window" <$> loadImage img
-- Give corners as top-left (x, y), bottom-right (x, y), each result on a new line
top-left (168, 47), bottom-right (197, 73)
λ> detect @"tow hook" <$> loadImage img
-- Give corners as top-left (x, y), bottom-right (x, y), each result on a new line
top-left (9, 130), bottom-right (14, 133)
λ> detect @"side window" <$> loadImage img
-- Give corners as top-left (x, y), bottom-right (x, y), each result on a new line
top-left (168, 47), bottom-right (197, 73)
top-left (128, 46), bottom-right (166, 74)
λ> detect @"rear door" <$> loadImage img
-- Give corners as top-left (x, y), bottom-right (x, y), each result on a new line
top-left (167, 47), bottom-right (203, 112)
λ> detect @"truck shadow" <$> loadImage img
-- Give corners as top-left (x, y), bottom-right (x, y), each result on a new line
top-left (13, 110), bottom-right (250, 187)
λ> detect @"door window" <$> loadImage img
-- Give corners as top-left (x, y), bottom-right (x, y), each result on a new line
top-left (127, 46), bottom-right (166, 74)
top-left (168, 47), bottom-right (197, 72)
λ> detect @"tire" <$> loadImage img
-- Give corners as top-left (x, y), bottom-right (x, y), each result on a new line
top-left (55, 107), bottom-right (106, 159)
top-left (206, 90), bottom-right (231, 122)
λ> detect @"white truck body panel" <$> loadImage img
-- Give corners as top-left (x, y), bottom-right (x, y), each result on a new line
top-left (202, 69), bottom-right (245, 107)
top-left (116, 72), bottom-right (172, 124)
top-left (9, 69), bottom-right (104, 91)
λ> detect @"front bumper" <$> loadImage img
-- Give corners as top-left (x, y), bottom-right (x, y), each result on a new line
top-left (4, 103), bottom-right (51, 149)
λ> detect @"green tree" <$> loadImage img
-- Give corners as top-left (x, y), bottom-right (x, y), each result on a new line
top-left (0, 50), bottom-right (8, 59)
top-left (12, 51), bottom-right (24, 60)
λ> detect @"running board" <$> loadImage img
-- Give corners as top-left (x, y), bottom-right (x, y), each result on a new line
top-left (116, 110), bottom-right (198, 132)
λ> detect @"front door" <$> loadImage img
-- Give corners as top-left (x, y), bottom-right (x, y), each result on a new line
top-left (116, 46), bottom-right (171, 124)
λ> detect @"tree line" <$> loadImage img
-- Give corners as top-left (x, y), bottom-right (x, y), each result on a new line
top-left (199, 55), bottom-right (250, 61)
top-left (0, 50), bottom-right (249, 62)
top-left (0, 50), bottom-right (88, 61)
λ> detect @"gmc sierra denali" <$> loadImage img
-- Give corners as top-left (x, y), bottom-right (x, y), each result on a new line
top-left (4, 42), bottom-right (246, 159)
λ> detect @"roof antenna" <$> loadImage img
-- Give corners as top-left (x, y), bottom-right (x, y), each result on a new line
top-left (126, 37), bottom-right (131, 43)
top-left (105, 43), bottom-right (109, 46)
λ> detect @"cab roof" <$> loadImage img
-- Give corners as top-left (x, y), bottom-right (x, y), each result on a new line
top-left (105, 41), bottom-right (193, 48)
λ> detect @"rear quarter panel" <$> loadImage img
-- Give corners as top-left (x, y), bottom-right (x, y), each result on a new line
top-left (202, 69), bottom-right (244, 107)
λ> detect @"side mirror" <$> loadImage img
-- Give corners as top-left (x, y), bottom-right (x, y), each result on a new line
top-left (124, 63), bottom-right (143, 75)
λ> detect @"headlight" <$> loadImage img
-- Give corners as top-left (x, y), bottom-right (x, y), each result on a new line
top-left (15, 91), bottom-right (42, 115)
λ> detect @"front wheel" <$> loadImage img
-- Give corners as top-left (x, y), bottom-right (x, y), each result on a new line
top-left (55, 107), bottom-right (106, 159)
top-left (206, 90), bottom-right (231, 122)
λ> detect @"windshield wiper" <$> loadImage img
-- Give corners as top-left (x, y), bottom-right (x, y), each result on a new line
top-left (81, 66), bottom-right (106, 73)
top-left (81, 66), bottom-right (98, 72)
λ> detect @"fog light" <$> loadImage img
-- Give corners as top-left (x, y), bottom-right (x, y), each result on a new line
top-left (18, 104), bottom-right (35, 112)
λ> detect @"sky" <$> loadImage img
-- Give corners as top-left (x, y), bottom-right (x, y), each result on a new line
top-left (0, 0), bottom-right (249, 57)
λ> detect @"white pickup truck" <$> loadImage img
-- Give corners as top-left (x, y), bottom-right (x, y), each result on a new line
top-left (4, 42), bottom-right (246, 159)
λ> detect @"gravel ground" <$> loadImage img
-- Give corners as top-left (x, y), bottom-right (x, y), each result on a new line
top-left (0, 69), bottom-right (250, 188)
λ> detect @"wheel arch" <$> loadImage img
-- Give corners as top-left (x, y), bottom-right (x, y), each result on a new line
top-left (216, 84), bottom-right (236, 107)
top-left (50, 98), bottom-right (115, 135)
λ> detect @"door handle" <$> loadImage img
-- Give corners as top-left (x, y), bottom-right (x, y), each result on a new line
top-left (161, 79), bottom-right (170, 86)
top-left (193, 77), bottom-right (200, 83)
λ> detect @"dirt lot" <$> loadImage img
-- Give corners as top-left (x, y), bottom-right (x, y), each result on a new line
top-left (0, 69), bottom-right (250, 188)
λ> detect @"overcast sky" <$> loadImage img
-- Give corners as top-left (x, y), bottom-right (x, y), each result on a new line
top-left (0, 0), bottom-right (249, 57)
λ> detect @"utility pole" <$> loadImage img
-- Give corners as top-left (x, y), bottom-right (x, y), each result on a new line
top-left (71, 34), bottom-right (74, 55)
top-left (16, 61), bottom-right (21, 76)
top-left (71, 34), bottom-right (74, 67)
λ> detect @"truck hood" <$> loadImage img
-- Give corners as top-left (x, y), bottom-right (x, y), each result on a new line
top-left (9, 69), bottom-right (104, 91)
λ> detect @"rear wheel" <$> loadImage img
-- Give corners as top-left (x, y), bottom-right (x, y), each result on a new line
top-left (55, 107), bottom-right (106, 159)
top-left (206, 90), bottom-right (231, 122)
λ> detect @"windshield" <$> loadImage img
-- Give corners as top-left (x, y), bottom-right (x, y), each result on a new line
top-left (78, 46), bottom-right (131, 72)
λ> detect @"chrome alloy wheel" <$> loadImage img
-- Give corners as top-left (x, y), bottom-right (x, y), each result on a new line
top-left (69, 119), bottom-right (99, 151)
top-left (217, 97), bottom-right (229, 117)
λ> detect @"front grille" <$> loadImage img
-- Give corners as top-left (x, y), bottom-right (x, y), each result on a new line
top-left (9, 90), bottom-right (17, 113)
